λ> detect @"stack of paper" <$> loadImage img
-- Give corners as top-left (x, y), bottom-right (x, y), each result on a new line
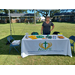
top-left (12, 40), bottom-right (20, 45)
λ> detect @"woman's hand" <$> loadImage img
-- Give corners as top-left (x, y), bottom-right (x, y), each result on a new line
top-left (50, 29), bottom-right (53, 31)
top-left (50, 25), bottom-right (55, 31)
top-left (41, 31), bottom-right (42, 34)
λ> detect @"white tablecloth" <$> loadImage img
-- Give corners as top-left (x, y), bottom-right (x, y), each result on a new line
top-left (21, 35), bottom-right (72, 58)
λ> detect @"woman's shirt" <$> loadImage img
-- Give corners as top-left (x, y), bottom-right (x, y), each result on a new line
top-left (42, 21), bottom-right (54, 34)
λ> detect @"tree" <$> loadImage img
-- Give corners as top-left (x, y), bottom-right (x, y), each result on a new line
top-left (29, 10), bottom-right (49, 18)
top-left (32, 10), bottom-right (60, 18)
top-left (0, 9), bottom-right (27, 14)
top-left (71, 9), bottom-right (75, 13)
top-left (60, 9), bottom-right (69, 13)
top-left (0, 9), bottom-right (4, 13)
top-left (0, 9), bottom-right (14, 14)
top-left (60, 9), bottom-right (75, 16)
top-left (36, 11), bottom-right (41, 17)
top-left (13, 10), bottom-right (27, 13)
top-left (50, 9), bottom-right (60, 17)
top-left (70, 9), bottom-right (75, 16)
top-left (55, 9), bottom-right (75, 22)
top-left (4, 9), bottom-right (9, 14)
top-left (36, 10), bottom-right (49, 18)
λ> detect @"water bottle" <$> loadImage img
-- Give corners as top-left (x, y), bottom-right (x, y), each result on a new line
top-left (53, 36), bottom-right (54, 39)
top-left (55, 36), bottom-right (56, 39)
top-left (25, 33), bottom-right (28, 39)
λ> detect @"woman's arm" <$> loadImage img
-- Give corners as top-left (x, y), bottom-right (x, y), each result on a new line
top-left (50, 25), bottom-right (55, 31)
top-left (41, 26), bottom-right (43, 34)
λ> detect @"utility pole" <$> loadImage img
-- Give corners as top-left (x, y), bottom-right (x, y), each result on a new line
top-left (34, 9), bottom-right (36, 25)
top-left (9, 9), bottom-right (12, 35)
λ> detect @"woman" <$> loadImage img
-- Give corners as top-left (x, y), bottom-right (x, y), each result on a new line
top-left (41, 16), bottom-right (54, 35)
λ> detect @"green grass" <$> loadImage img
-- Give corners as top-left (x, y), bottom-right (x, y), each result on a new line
top-left (0, 22), bottom-right (75, 65)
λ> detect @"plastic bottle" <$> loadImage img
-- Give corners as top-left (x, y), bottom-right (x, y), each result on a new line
top-left (55, 36), bottom-right (56, 39)
top-left (53, 36), bottom-right (54, 39)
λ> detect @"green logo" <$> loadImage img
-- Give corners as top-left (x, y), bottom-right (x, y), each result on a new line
top-left (38, 41), bottom-right (52, 51)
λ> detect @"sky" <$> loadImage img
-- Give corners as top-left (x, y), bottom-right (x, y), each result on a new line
top-left (27, 10), bottom-right (43, 17)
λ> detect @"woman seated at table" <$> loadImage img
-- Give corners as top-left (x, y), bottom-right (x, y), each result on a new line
top-left (41, 16), bottom-right (54, 35)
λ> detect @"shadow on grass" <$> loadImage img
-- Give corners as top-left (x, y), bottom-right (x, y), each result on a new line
top-left (55, 22), bottom-right (75, 24)
top-left (36, 22), bottom-right (43, 24)
top-left (0, 35), bottom-right (24, 55)
top-left (71, 50), bottom-right (75, 57)
top-left (0, 23), bottom-right (9, 25)
top-left (0, 35), bottom-right (75, 57)
top-left (66, 22), bottom-right (75, 24)
top-left (23, 22), bottom-right (43, 24)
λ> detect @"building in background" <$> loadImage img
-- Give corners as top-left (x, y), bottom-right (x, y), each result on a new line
top-left (36, 17), bottom-right (40, 22)
top-left (0, 13), bottom-right (8, 23)
top-left (53, 13), bottom-right (75, 22)
top-left (0, 13), bottom-right (35, 23)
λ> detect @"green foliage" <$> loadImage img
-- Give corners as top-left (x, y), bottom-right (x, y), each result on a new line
top-left (37, 10), bottom-right (49, 18)
top-left (36, 10), bottom-right (60, 17)
top-left (50, 10), bottom-right (60, 17)
top-left (0, 9), bottom-right (27, 13)
top-left (0, 9), bottom-right (4, 13)
top-left (36, 11), bottom-right (41, 17)
top-left (7, 20), bottom-right (9, 23)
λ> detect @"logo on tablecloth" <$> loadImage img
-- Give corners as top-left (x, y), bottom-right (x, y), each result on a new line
top-left (38, 41), bottom-right (52, 51)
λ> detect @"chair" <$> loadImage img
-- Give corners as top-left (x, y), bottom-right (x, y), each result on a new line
top-left (31, 32), bottom-right (39, 35)
top-left (53, 31), bottom-right (60, 35)
top-left (7, 36), bottom-right (21, 53)
top-left (69, 35), bottom-right (75, 53)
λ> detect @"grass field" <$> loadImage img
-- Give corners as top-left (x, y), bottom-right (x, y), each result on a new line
top-left (0, 22), bottom-right (75, 65)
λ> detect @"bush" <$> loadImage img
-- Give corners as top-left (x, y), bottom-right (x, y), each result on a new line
top-left (51, 17), bottom-right (56, 22)
top-left (7, 20), bottom-right (9, 23)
